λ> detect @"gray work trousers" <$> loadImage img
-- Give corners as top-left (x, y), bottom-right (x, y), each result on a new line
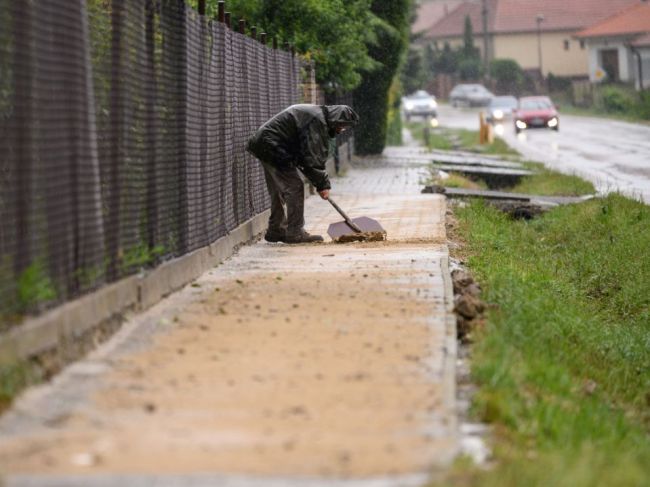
top-left (260, 161), bottom-right (305, 237)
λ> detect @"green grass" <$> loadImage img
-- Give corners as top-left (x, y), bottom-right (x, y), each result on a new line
top-left (435, 194), bottom-right (650, 486)
top-left (512, 162), bottom-right (595, 196)
top-left (405, 123), bottom-right (518, 156)
top-left (0, 361), bottom-right (38, 413)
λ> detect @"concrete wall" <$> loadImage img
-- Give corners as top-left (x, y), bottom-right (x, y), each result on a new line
top-left (494, 31), bottom-right (589, 77)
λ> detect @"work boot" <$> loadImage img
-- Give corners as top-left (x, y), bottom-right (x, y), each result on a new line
top-left (264, 230), bottom-right (286, 243)
top-left (285, 230), bottom-right (324, 244)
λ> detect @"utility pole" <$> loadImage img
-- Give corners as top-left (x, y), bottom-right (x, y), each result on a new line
top-left (481, 0), bottom-right (489, 68)
top-left (536, 13), bottom-right (545, 79)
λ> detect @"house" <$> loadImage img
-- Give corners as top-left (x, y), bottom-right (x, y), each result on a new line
top-left (575, 1), bottom-right (650, 89)
top-left (422, 0), bottom-right (640, 78)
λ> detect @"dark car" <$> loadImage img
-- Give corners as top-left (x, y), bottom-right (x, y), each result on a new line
top-left (486, 95), bottom-right (518, 123)
top-left (514, 96), bottom-right (560, 133)
top-left (402, 90), bottom-right (438, 120)
top-left (449, 84), bottom-right (494, 107)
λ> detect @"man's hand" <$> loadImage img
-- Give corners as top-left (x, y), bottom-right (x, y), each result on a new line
top-left (319, 189), bottom-right (330, 200)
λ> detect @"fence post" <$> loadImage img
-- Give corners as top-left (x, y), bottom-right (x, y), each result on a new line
top-left (260, 33), bottom-right (267, 45)
top-left (107, 0), bottom-right (125, 280)
top-left (272, 37), bottom-right (278, 49)
top-left (250, 26), bottom-right (257, 41)
top-left (145, 0), bottom-right (158, 252)
top-left (217, 1), bottom-right (225, 23)
top-left (198, 0), bottom-right (206, 16)
top-left (225, 12), bottom-right (231, 29)
top-left (238, 19), bottom-right (246, 35)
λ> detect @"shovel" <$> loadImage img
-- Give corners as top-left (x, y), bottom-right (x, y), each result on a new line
top-left (326, 197), bottom-right (386, 243)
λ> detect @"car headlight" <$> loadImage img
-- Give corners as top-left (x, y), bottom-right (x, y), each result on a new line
top-left (404, 102), bottom-right (414, 111)
top-left (493, 109), bottom-right (504, 120)
top-left (515, 120), bottom-right (527, 129)
top-left (547, 117), bottom-right (558, 128)
top-left (430, 118), bottom-right (439, 128)
top-left (429, 100), bottom-right (437, 109)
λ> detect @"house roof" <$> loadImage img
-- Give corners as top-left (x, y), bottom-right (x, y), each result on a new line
top-left (425, 0), bottom-right (640, 39)
top-left (412, 0), bottom-right (465, 34)
top-left (575, 2), bottom-right (650, 39)
top-left (425, 0), bottom-right (496, 38)
top-left (492, 0), bottom-right (640, 33)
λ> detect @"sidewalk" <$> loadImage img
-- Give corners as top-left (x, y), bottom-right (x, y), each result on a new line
top-left (0, 148), bottom-right (457, 487)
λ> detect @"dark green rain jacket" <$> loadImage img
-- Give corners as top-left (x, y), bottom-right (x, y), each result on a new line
top-left (246, 104), bottom-right (359, 191)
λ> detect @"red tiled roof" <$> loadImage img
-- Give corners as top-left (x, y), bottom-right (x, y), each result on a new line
top-left (425, 0), bottom-right (640, 39)
top-left (412, 1), bottom-right (465, 34)
top-left (492, 0), bottom-right (639, 33)
top-left (426, 0), bottom-right (496, 38)
top-left (575, 2), bottom-right (650, 38)
top-left (631, 32), bottom-right (650, 47)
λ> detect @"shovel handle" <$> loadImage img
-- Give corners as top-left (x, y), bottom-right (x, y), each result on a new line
top-left (327, 197), bottom-right (363, 233)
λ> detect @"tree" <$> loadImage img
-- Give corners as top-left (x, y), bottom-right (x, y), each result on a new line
top-left (435, 42), bottom-right (458, 74)
top-left (400, 46), bottom-right (425, 95)
top-left (353, 0), bottom-right (413, 155)
top-left (462, 15), bottom-right (477, 60)
top-left (191, 0), bottom-right (376, 92)
top-left (490, 58), bottom-right (524, 93)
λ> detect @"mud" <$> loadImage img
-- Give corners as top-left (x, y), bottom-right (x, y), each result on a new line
top-left (334, 231), bottom-right (387, 243)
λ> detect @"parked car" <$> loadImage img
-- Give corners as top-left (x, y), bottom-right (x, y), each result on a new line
top-left (486, 95), bottom-right (518, 123)
top-left (402, 90), bottom-right (438, 120)
top-left (449, 84), bottom-right (494, 107)
top-left (514, 96), bottom-right (560, 134)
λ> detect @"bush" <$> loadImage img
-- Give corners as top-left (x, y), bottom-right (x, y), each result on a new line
top-left (489, 58), bottom-right (523, 94)
top-left (458, 58), bottom-right (481, 81)
top-left (601, 86), bottom-right (634, 113)
top-left (634, 90), bottom-right (650, 120)
top-left (547, 72), bottom-right (572, 92)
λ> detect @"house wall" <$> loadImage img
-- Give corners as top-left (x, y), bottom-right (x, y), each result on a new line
top-left (586, 38), bottom-right (632, 82)
top-left (493, 31), bottom-right (589, 77)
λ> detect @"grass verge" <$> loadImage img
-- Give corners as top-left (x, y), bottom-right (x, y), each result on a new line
top-left (512, 162), bottom-right (595, 196)
top-left (435, 194), bottom-right (650, 486)
top-left (405, 122), bottom-right (518, 156)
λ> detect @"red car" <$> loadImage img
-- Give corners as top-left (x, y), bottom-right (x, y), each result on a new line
top-left (514, 96), bottom-right (559, 134)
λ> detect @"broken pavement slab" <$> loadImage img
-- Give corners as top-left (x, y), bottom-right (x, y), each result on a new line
top-left (0, 147), bottom-right (458, 486)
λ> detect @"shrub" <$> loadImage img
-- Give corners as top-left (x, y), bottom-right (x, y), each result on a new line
top-left (634, 90), bottom-right (650, 120)
top-left (601, 86), bottom-right (634, 113)
top-left (458, 58), bottom-right (482, 81)
top-left (489, 58), bottom-right (524, 94)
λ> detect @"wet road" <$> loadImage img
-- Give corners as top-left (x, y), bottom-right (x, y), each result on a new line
top-left (436, 104), bottom-right (650, 203)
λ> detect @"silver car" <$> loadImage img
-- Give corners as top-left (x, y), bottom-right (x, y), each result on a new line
top-left (449, 84), bottom-right (494, 107)
top-left (402, 90), bottom-right (438, 121)
top-left (486, 96), bottom-right (518, 123)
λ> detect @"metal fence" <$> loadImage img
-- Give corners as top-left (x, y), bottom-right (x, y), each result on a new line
top-left (0, 0), bottom-right (302, 329)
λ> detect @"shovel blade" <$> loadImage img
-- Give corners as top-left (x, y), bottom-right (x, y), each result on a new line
top-left (327, 216), bottom-right (386, 242)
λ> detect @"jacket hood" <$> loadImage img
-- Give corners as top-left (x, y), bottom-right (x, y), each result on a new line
top-left (323, 105), bottom-right (359, 130)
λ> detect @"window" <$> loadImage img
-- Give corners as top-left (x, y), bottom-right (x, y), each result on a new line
top-left (564, 40), bottom-right (570, 51)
